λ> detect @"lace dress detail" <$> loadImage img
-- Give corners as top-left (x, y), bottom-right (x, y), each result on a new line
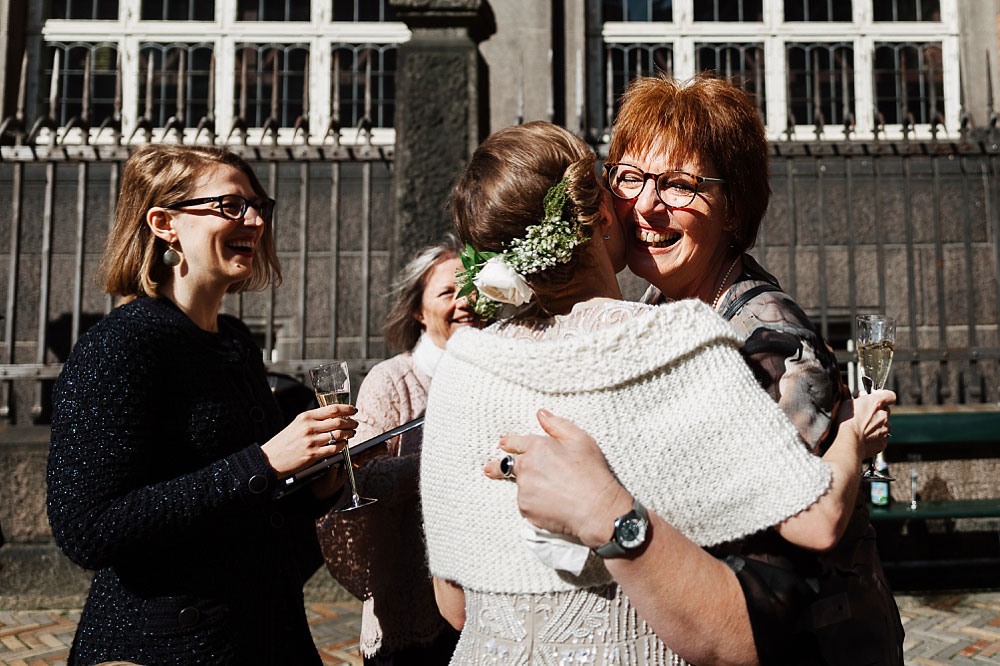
top-left (451, 300), bottom-right (685, 666)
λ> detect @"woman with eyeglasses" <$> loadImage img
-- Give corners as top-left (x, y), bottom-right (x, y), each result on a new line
top-left (47, 144), bottom-right (357, 665)
top-left (490, 75), bottom-right (904, 665)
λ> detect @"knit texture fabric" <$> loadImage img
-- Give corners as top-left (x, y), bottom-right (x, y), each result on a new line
top-left (421, 299), bottom-right (832, 595)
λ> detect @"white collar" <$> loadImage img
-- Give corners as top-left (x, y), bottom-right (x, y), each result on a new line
top-left (412, 332), bottom-right (445, 377)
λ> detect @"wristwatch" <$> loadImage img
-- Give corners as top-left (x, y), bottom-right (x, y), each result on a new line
top-left (593, 498), bottom-right (649, 558)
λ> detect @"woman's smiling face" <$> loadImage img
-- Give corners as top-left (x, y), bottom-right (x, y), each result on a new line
top-left (415, 255), bottom-right (477, 349)
top-left (167, 165), bottom-right (267, 291)
top-left (615, 148), bottom-right (731, 301)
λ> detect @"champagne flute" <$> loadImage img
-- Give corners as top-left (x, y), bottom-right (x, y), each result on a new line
top-left (309, 361), bottom-right (376, 511)
top-left (856, 314), bottom-right (895, 481)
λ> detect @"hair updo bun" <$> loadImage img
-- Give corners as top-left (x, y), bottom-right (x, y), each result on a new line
top-left (451, 121), bottom-right (604, 317)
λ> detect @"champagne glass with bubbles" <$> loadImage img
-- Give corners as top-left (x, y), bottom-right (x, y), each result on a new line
top-left (310, 361), bottom-right (376, 511)
top-left (856, 315), bottom-right (895, 481)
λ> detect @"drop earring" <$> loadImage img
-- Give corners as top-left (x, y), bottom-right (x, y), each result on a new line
top-left (603, 235), bottom-right (610, 241)
top-left (163, 244), bottom-right (181, 267)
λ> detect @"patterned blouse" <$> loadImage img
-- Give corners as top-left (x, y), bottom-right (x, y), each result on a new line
top-left (642, 254), bottom-right (904, 666)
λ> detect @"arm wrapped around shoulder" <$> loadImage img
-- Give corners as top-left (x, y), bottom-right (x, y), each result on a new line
top-left (420, 300), bottom-right (832, 596)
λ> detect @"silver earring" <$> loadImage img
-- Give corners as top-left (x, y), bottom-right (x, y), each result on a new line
top-left (603, 235), bottom-right (610, 241)
top-left (163, 245), bottom-right (181, 267)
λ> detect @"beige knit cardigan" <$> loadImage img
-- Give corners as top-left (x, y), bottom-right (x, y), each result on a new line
top-left (420, 299), bottom-right (833, 594)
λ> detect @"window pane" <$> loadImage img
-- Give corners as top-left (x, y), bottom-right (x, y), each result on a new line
top-left (785, 0), bottom-right (852, 21)
top-left (603, 0), bottom-right (624, 21)
top-left (786, 43), bottom-right (854, 125)
top-left (873, 0), bottom-right (940, 21)
top-left (333, 0), bottom-right (354, 20)
top-left (627, 0), bottom-right (648, 21)
top-left (138, 43), bottom-right (213, 127)
top-left (873, 42), bottom-right (944, 124)
top-left (603, 44), bottom-right (673, 123)
top-left (695, 43), bottom-right (766, 118)
top-left (651, 0), bottom-right (672, 20)
top-left (694, 0), bottom-right (761, 21)
top-left (140, 0), bottom-right (214, 20)
top-left (237, 0), bottom-right (310, 21)
top-left (359, 0), bottom-right (380, 21)
top-left (330, 44), bottom-right (398, 128)
top-left (43, 43), bottom-right (119, 126)
top-left (234, 44), bottom-right (310, 127)
top-left (332, 0), bottom-right (394, 21)
top-left (49, 0), bottom-right (119, 19)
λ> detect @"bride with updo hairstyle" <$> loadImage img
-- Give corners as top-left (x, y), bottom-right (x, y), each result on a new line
top-left (449, 121), bottom-right (611, 321)
top-left (419, 121), bottom-right (892, 664)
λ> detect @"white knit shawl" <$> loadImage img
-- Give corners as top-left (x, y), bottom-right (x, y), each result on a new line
top-left (420, 299), bottom-right (832, 595)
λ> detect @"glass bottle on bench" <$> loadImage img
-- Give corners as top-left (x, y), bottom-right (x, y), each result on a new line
top-left (869, 453), bottom-right (890, 506)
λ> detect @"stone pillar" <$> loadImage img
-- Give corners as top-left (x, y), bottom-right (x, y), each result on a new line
top-left (388, 0), bottom-right (494, 274)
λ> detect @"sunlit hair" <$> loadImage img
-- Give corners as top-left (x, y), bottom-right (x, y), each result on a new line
top-left (451, 121), bottom-right (603, 318)
top-left (383, 233), bottom-right (464, 352)
top-left (608, 73), bottom-right (770, 254)
top-left (101, 144), bottom-right (282, 299)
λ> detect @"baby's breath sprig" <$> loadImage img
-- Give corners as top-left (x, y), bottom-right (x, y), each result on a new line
top-left (504, 179), bottom-right (588, 276)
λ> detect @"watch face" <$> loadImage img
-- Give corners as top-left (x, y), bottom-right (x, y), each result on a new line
top-left (617, 516), bottom-right (647, 549)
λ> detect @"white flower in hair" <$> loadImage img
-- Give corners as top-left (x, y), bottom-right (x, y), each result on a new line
top-left (473, 257), bottom-right (534, 306)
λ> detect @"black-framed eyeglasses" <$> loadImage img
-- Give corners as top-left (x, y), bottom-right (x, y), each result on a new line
top-left (164, 194), bottom-right (275, 224)
top-left (604, 163), bottom-right (727, 209)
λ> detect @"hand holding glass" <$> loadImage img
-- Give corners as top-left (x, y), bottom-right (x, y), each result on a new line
top-left (856, 315), bottom-right (895, 481)
top-left (310, 361), bottom-right (376, 511)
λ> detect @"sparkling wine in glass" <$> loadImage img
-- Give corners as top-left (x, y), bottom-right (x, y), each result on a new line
top-left (856, 315), bottom-right (895, 482)
top-left (309, 361), bottom-right (375, 511)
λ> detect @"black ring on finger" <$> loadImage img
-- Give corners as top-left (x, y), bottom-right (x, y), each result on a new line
top-left (499, 454), bottom-right (516, 479)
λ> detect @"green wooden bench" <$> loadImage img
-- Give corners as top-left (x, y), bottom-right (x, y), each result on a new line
top-left (870, 498), bottom-right (1000, 521)
top-left (868, 406), bottom-right (1000, 522)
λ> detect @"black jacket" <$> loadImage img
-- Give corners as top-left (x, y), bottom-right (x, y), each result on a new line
top-left (48, 297), bottom-right (325, 666)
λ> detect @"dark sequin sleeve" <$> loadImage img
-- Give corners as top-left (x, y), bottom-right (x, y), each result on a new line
top-left (46, 318), bottom-right (275, 571)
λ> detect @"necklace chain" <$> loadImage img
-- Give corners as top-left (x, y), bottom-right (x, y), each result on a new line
top-left (712, 256), bottom-right (741, 310)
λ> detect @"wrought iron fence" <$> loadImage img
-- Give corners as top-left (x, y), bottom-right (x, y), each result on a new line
top-left (755, 139), bottom-right (1000, 405)
top-left (2, 47), bottom-right (1000, 426)
top-left (0, 49), bottom-right (394, 425)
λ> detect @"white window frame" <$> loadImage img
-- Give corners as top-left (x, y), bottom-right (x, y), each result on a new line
top-left (32, 0), bottom-right (409, 145)
top-left (601, 0), bottom-right (960, 140)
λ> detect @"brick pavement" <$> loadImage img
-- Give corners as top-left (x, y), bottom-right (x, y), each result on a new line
top-left (2, 593), bottom-right (999, 665)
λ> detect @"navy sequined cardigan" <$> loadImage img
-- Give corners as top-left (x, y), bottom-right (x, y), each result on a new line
top-left (47, 296), bottom-right (325, 666)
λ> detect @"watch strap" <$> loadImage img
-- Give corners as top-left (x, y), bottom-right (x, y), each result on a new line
top-left (593, 499), bottom-right (648, 559)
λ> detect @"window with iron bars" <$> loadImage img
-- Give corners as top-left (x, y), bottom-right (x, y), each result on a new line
top-left (237, 0), bottom-right (309, 21)
top-left (786, 43), bottom-right (855, 126)
top-left (601, 0), bottom-right (672, 22)
top-left (694, 0), bottom-right (763, 22)
top-left (42, 43), bottom-right (119, 126)
top-left (783, 0), bottom-right (852, 21)
top-left (696, 43), bottom-right (766, 117)
top-left (873, 0), bottom-right (941, 21)
top-left (47, 0), bottom-right (117, 20)
top-left (603, 43), bottom-right (673, 124)
top-left (138, 44), bottom-right (214, 128)
top-left (596, 0), bottom-right (955, 138)
top-left (140, 0), bottom-right (213, 21)
top-left (333, 0), bottom-right (396, 22)
top-left (234, 44), bottom-right (309, 129)
top-left (874, 42), bottom-right (944, 125)
top-left (331, 45), bottom-right (397, 129)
